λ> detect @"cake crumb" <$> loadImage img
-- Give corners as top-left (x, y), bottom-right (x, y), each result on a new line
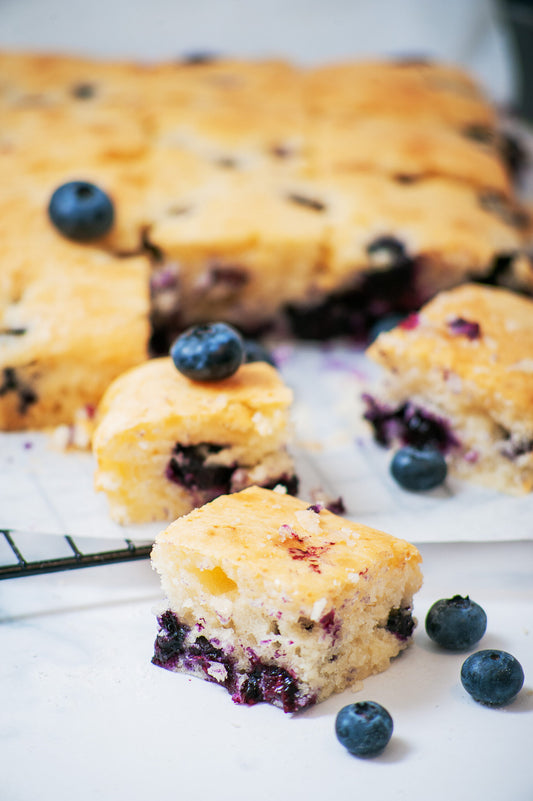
top-left (310, 597), bottom-right (328, 622)
top-left (278, 524), bottom-right (293, 542)
top-left (294, 509), bottom-right (321, 535)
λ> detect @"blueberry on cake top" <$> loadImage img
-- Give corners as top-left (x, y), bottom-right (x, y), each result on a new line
top-left (364, 283), bottom-right (533, 495)
top-left (150, 486), bottom-right (423, 712)
top-left (92, 359), bottom-right (297, 524)
top-left (170, 322), bottom-right (244, 381)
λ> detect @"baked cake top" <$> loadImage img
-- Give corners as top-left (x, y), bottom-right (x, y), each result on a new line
top-left (367, 283), bottom-right (533, 430)
top-left (151, 486), bottom-right (422, 605)
top-left (93, 358), bottom-right (293, 447)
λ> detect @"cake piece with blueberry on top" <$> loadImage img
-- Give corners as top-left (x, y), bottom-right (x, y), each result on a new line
top-left (92, 323), bottom-right (298, 524)
top-left (364, 283), bottom-right (533, 495)
top-left (150, 485), bottom-right (423, 712)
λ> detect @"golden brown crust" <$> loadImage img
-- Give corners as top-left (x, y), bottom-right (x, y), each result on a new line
top-left (93, 359), bottom-right (293, 447)
top-left (153, 486), bottom-right (422, 603)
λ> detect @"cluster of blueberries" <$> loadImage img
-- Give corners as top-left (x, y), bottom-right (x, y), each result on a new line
top-left (335, 595), bottom-right (524, 758)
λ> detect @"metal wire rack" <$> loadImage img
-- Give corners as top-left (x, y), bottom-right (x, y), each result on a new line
top-left (0, 529), bottom-right (152, 579)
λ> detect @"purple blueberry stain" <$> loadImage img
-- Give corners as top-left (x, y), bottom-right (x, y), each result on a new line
top-left (165, 442), bottom-right (234, 502)
top-left (385, 606), bottom-right (416, 642)
top-left (363, 394), bottom-right (460, 453)
top-left (363, 395), bottom-right (460, 453)
top-left (319, 609), bottom-right (341, 641)
top-left (447, 317), bottom-right (481, 340)
top-left (286, 541), bottom-right (334, 573)
top-left (153, 611), bottom-right (314, 713)
top-left (399, 313), bottom-right (419, 330)
top-left (150, 265), bottom-right (179, 293)
top-left (165, 441), bottom-right (298, 503)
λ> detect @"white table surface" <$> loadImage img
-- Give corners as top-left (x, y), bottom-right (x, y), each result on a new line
top-left (2, 539), bottom-right (532, 801)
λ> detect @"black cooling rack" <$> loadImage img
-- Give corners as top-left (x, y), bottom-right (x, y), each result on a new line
top-left (0, 529), bottom-right (152, 579)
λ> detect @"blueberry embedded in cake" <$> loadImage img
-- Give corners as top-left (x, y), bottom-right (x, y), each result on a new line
top-left (150, 486), bottom-right (423, 711)
top-left (92, 358), bottom-right (298, 524)
top-left (364, 283), bottom-right (533, 495)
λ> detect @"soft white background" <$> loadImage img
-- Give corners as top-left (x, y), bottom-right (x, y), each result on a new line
top-left (0, 0), bottom-right (518, 102)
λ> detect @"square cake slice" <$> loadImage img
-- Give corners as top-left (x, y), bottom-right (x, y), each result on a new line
top-left (364, 283), bottom-right (533, 495)
top-left (92, 359), bottom-right (298, 524)
top-left (150, 486), bottom-right (423, 712)
top-left (0, 221), bottom-right (150, 430)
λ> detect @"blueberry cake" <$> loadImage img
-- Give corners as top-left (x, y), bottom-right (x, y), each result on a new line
top-left (364, 283), bottom-right (533, 495)
top-left (92, 359), bottom-right (298, 524)
top-left (1, 51), bottom-right (532, 431)
top-left (0, 190), bottom-right (150, 429)
top-left (150, 486), bottom-right (423, 712)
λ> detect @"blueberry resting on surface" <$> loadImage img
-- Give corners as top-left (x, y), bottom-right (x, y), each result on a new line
top-left (390, 446), bottom-right (447, 491)
top-left (242, 340), bottom-right (276, 367)
top-left (48, 181), bottom-right (114, 241)
top-left (425, 595), bottom-right (487, 651)
top-left (461, 650), bottom-right (524, 706)
top-left (335, 701), bottom-right (393, 757)
top-left (170, 322), bottom-right (244, 381)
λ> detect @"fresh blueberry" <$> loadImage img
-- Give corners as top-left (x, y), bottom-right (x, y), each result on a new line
top-left (170, 322), bottom-right (244, 381)
top-left (48, 181), bottom-right (114, 241)
top-left (425, 595), bottom-right (487, 651)
top-left (461, 650), bottom-right (524, 706)
top-left (243, 340), bottom-right (276, 367)
top-left (390, 446), bottom-right (447, 491)
top-left (335, 701), bottom-right (393, 757)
